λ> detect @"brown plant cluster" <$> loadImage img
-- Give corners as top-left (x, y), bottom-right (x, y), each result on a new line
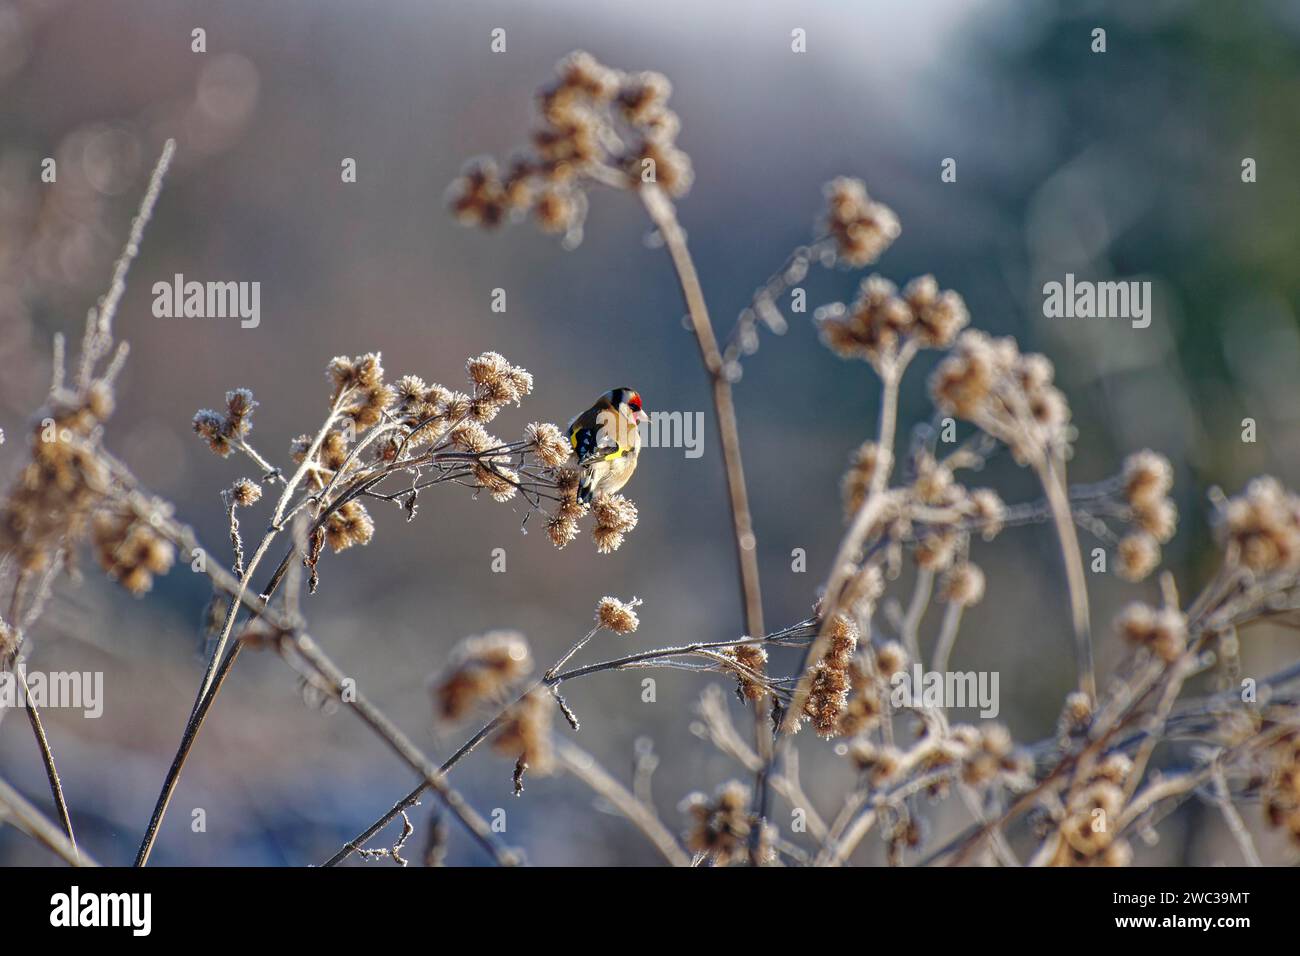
top-left (801, 613), bottom-right (860, 737)
top-left (822, 177), bottom-right (902, 269)
top-left (1217, 476), bottom-right (1300, 574)
top-left (1115, 450), bottom-right (1178, 581)
top-left (1049, 755), bottom-right (1137, 867)
top-left (820, 273), bottom-right (970, 368)
top-left (448, 51), bottom-right (692, 247)
top-left (682, 780), bottom-right (753, 866)
top-left (191, 349), bottom-right (637, 577)
top-left (0, 330), bottom-right (178, 600)
top-left (1261, 733), bottom-right (1300, 846)
top-left (930, 330), bottom-right (1073, 465)
top-left (430, 630), bottom-right (532, 722)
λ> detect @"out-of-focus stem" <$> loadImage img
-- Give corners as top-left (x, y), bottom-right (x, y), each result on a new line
top-left (285, 633), bottom-right (519, 866)
top-left (1037, 454), bottom-right (1095, 705)
top-left (0, 775), bottom-right (97, 867)
top-left (639, 185), bottom-right (764, 640)
top-left (638, 184), bottom-right (770, 860)
top-left (554, 739), bottom-right (690, 867)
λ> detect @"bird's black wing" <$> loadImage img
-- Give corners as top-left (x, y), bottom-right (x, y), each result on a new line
top-left (568, 406), bottom-right (621, 465)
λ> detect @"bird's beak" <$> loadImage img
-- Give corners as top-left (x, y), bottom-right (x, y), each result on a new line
top-left (635, 410), bottom-right (649, 424)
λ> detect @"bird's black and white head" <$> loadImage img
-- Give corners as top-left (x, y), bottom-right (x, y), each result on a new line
top-left (605, 387), bottom-right (648, 424)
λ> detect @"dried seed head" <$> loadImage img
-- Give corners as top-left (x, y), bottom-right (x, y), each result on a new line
top-left (492, 688), bottom-right (554, 775)
top-left (848, 739), bottom-right (903, 785)
top-left (525, 421), bottom-right (571, 468)
top-left (842, 563), bottom-right (885, 616)
top-left (1115, 602), bottom-right (1186, 663)
top-left (593, 493), bottom-right (638, 534)
top-left (875, 640), bottom-right (908, 679)
top-left (837, 664), bottom-right (883, 736)
top-left (224, 387), bottom-right (256, 425)
top-left (930, 330), bottom-right (999, 419)
top-left (720, 643), bottom-right (768, 701)
top-left (478, 463), bottom-right (520, 502)
top-left (230, 477), bottom-right (262, 508)
top-left (1122, 450), bottom-right (1174, 509)
top-left (533, 185), bottom-right (585, 235)
top-left (467, 351), bottom-right (531, 401)
top-left (968, 488), bottom-right (1006, 540)
top-left (912, 453), bottom-right (955, 506)
top-left (1262, 733), bottom-right (1300, 844)
top-left (554, 465), bottom-right (582, 499)
top-left (682, 780), bottom-right (751, 866)
top-left (914, 528), bottom-right (959, 571)
top-left (627, 139), bottom-right (693, 197)
top-left (913, 288), bottom-right (970, 349)
top-left (1059, 691), bottom-right (1093, 735)
top-left (617, 71), bottom-right (673, 125)
top-left (1217, 476), bottom-right (1300, 573)
top-left (91, 513), bottom-right (176, 595)
top-left (1132, 497), bottom-right (1177, 544)
top-left (1016, 354), bottom-right (1055, 393)
top-left (1056, 780), bottom-right (1126, 861)
top-left (1116, 531), bottom-right (1161, 582)
top-left (192, 409), bottom-right (232, 457)
top-left (555, 50), bottom-right (621, 102)
top-left (591, 523), bottom-right (624, 554)
top-left (595, 596), bottom-right (640, 635)
top-left (450, 420), bottom-right (492, 454)
top-left (432, 630), bottom-right (532, 722)
top-left (802, 614), bottom-right (860, 738)
top-left (394, 374), bottom-right (427, 407)
top-left (959, 723), bottom-right (1016, 786)
top-left (319, 429), bottom-right (349, 470)
top-left (1094, 753), bottom-right (1135, 785)
top-left (940, 562), bottom-right (985, 607)
top-left (902, 273), bottom-right (939, 311)
top-left (328, 352), bottom-right (384, 393)
top-left (819, 275), bottom-right (909, 363)
top-left (841, 441), bottom-right (885, 519)
top-left (545, 512), bottom-right (580, 549)
top-left (324, 500), bottom-right (374, 553)
top-left (821, 177), bottom-right (900, 268)
top-left (448, 157), bottom-right (507, 228)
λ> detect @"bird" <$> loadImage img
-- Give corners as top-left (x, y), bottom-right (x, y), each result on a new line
top-left (566, 387), bottom-right (647, 504)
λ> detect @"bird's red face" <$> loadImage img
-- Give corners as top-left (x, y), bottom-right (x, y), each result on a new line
top-left (625, 391), bottom-right (648, 424)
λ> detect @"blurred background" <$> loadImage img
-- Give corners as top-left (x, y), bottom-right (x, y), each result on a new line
top-left (2, 0), bottom-right (1299, 865)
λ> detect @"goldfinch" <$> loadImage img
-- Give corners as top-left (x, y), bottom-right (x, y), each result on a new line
top-left (567, 387), bottom-right (647, 503)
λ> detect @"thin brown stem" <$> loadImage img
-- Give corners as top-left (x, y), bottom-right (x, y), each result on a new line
top-left (323, 626), bottom-right (811, 866)
top-left (1037, 454), bottom-right (1095, 704)
top-left (639, 183), bottom-right (770, 860)
top-left (18, 673), bottom-right (77, 860)
top-left (134, 392), bottom-right (355, 866)
top-left (283, 633), bottom-right (519, 866)
top-left (554, 739), bottom-right (689, 866)
top-left (639, 185), bottom-right (763, 638)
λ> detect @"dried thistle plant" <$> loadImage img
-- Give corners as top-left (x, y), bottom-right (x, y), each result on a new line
top-left (3, 51), bottom-right (1299, 876)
